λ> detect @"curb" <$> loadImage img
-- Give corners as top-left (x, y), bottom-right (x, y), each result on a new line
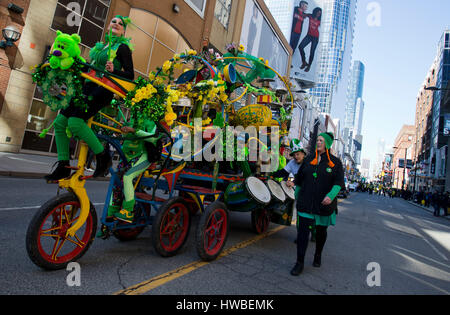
top-left (407, 201), bottom-right (450, 221)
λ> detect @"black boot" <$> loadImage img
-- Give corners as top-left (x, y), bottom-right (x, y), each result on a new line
top-left (44, 160), bottom-right (71, 182)
top-left (290, 262), bottom-right (304, 276)
top-left (93, 150), bottom-right (112, 178)
top-left (313, 254), bottom-right (321, 268)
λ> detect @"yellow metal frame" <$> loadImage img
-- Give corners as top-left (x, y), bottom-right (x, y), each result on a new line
top-left (61, 118), bottom-right (95, 237)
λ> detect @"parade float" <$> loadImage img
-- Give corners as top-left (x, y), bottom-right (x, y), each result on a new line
top-left (26, 32), bottom-right (297, 270)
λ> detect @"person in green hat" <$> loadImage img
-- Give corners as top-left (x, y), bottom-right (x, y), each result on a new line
top-left (287, 132), bottom-right (345, 276)
top-left (271, 139), bottom-right (307, 180)
top-left (45, 15), bottom-right (135, 182)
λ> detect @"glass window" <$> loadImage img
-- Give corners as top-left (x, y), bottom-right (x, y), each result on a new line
top-left (26, 99), bottom-right (58, 133)
top-left (79, 19), bottom-right (103, 48)
top-left (51, 3), bottom-right (80, 34)
top-left (51, 0), bottom-right (110, 48)
top-left (214, 0), bottom-right (232, 29)
top-left (22, 131), bottom-right (54, 152)
top-left (58, 0), bottom-right (86, 8)
top-left (83, 0), bottom-right (109, 28)
top-left (184, 0), bottom-right (207, 17)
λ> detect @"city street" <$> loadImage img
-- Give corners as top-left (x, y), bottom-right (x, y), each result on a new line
top-left (0, 177), bottom-right (448, 295)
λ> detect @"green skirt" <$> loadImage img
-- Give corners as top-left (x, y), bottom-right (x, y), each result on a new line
top-left (294, 187), bottom-right (336, 227)
top-left (297, 211), bottom-right (336, 227)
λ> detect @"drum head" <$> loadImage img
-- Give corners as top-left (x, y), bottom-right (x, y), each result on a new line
top-left (281, 181), bottom-right (295, 200)
top-left (246, 177), bottom-right (271, 204)
top-left (267, 180), bottom-right (286, 202)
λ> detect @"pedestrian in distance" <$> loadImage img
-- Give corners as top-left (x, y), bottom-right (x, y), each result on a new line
top-left (286, 132), bottom-right (345, 276)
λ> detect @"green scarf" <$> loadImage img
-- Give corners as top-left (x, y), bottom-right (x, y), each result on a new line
top-left (89, 35), bottom-right (134, 69)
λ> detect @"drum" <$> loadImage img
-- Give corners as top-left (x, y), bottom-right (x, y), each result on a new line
top-left (281, 181), bottom-right (296, 200)
top-left (224, 177), bottom-right (271, 212)
top-left (266, 180), bottom-right (286, 210)
top-left (271, 181), bottom-right (295, 226)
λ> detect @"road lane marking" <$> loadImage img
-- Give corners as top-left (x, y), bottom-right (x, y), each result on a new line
top-left (113, 225), bottom-right (286, 295)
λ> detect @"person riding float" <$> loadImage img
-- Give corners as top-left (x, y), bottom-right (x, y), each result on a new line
top-left (45, 15), bottom-right (135, 181)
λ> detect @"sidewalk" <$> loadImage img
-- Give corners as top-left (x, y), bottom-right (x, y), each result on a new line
top-left (407, 200), bottom-right (450, 221)
top-left (0, 152), bottom-right (110, 181)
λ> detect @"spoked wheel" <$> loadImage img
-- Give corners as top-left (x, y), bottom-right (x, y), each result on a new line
top-left (196, 201), bottom-right (229, 261)
top-left (251, 208), bottom-right (271, 234)
top-left (26, 193), bottom-right (97, 270)
top-left (152, 197), bottom-right (191, 257)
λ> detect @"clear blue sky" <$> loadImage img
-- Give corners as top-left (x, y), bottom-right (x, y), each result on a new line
top-left (353, 0), bottom-right (450, 167)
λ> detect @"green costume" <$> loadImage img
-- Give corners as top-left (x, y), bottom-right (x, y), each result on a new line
top-left (46, 18), bottom-right (135, 182)
top-left (111, 120), bottom-right (162, 223)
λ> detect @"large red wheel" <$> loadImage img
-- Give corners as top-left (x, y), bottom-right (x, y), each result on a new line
top-left (196, 201), bottom-right (229, 261)
top-left (251, 208), bottom-right (271, 234)
top-left (26, 193), bottom-right (97, 270)
top-left (151, 197), bottom-right (191, 257)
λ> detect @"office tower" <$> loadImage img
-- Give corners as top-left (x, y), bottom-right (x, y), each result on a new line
top-left (345, 60), bottom-right (365, 130)
top-left (310, 0), bottom-right (357, 115)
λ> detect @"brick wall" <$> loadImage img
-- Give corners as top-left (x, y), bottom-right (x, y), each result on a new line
top-left (0, 0), bottom-right (57, 152)
top-left (0, 0), bottom-right (30, 113)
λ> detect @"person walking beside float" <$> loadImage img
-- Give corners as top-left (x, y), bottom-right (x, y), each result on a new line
top-left (286, 132), bottom-right (345, 276)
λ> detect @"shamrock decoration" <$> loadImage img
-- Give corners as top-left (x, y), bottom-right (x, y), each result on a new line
top-left (33, 64), bottom-right (85, 112)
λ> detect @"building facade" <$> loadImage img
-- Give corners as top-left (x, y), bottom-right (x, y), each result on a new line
top-left (413, 30), bottom-right (450, 192)
top-left (392, 125), bottom-right (415, 190)
top-left (344, 60), bottom-right (364, 130)
top-left (414, 58), bottom-right (438, 192)
top-left (429, 30), bottom-right (450, 191)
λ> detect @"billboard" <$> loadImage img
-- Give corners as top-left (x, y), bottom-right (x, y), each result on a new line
top-left (240, 0), bottom-right (290, 77)
top-left (288, 0), bottom-right (325, 83)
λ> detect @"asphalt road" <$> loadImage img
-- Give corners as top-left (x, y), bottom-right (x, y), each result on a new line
top-left (0, 177), bottom-right (449, 295)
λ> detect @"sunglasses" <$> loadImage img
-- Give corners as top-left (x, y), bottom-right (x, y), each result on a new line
top-left (111, 19), bottom-right (124, 26)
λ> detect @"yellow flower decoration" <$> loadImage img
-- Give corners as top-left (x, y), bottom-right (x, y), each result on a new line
top-left (162, 60), bottom-right (173, 73)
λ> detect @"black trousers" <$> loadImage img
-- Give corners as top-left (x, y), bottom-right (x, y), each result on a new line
top-left (61, 82), bottom-right (114, 121)
top-left (299, 35), bottom-right (319, 65)
top-left (297, 216), bottom-right (328, 263)
top-left (290, 31), bottom-right (302, 53)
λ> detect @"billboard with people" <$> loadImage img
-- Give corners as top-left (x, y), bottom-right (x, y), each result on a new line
top-left (289, 0), bottom-right (324, 83)
top-left (240, 0), bottom-right (290, 77)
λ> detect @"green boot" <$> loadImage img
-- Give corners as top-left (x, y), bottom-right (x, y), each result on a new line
top-left (114, 200), bottom-right (135, 223)
top-left (107, 205), bottom-right (121, 217)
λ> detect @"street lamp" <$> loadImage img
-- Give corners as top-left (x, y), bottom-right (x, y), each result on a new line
top-left (0, 25), bottom-right (21, 49)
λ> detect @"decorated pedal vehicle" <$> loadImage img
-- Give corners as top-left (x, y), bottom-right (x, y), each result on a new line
top-left (25, 32), bottom-right (190, 270)
top-left (25, 31), bottom-right (297, 270)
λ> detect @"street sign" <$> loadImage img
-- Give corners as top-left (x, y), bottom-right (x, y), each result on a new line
top-left (444, 114), bottom-right (450, 136)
